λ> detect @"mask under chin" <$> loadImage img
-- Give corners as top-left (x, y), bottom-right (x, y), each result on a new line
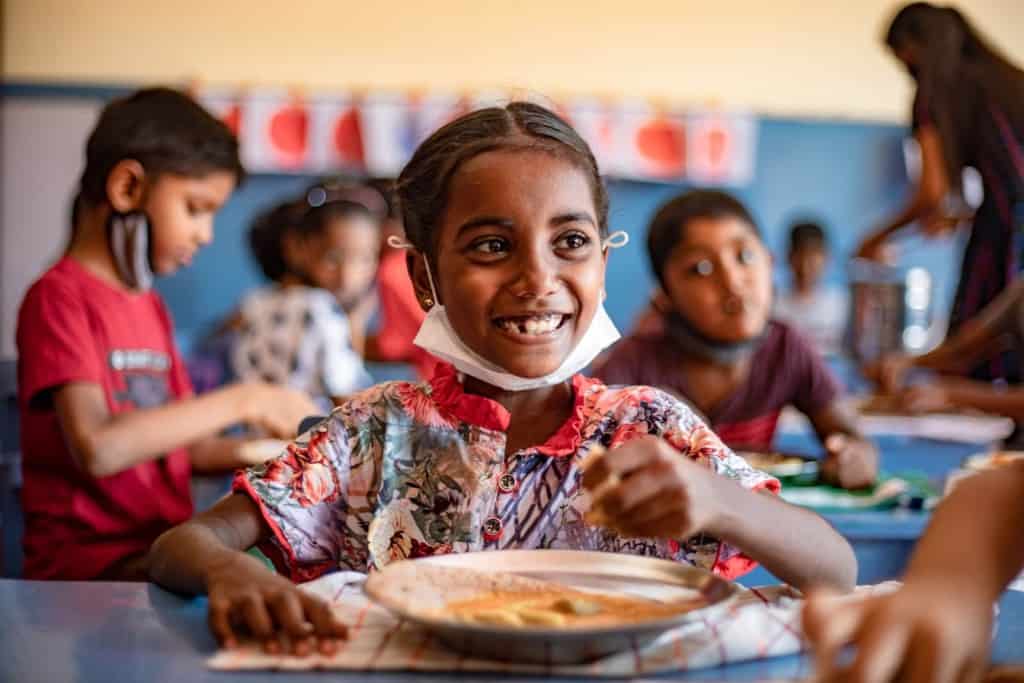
top-left (107, 211), bottom-right (155, 290)
top-left (662, 310), bottom-right (765, 364)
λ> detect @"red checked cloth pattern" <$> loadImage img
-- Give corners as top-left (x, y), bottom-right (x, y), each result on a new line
top-left (208, 572), bottom-right (900, 675)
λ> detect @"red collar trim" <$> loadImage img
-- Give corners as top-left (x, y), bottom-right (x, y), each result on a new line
top-left (427, 363), bottom-right (602, 457)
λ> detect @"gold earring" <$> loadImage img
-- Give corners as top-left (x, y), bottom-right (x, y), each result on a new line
top-left (423, 296), bottom-right (435, 308)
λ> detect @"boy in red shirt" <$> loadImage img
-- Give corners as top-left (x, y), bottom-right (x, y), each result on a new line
top-left (16, 88), bottom-right (318, 580)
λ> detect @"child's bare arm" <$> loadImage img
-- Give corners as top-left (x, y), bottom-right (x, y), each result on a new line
top-left (149, 493), bottom-right (348, 653)
top-left (805, 464), bottom-right (1024, 681)
top-left (189, 436), bottom-right (286, 473)
top-left (54, 381), bottom-right (318, 477)
top-left (583, 436), bottom-right (857, 591)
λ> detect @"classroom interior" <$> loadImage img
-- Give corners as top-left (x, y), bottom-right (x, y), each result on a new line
top-left (2, 1), bottom-right (1024, 681)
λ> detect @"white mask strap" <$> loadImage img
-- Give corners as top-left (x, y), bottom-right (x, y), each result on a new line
top-left (385, 235), bottom-right (439, 303)
top-left (603, 230), bottom-right (629, 250)
top-left (387, 235), bottom-right (414, 249)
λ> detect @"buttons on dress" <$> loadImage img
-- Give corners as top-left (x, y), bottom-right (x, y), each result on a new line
top-left (498, 473), bottom-right (518, 494)
top-left (483, 516), bottom-right (503, 541)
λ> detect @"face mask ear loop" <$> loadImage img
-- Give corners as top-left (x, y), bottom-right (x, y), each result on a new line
top-left (422, 254), bottom-right (440, 304)
top-left (386, 236), bottom-right (440, 305)
top-left (602, 230), bottom-right (630, 251)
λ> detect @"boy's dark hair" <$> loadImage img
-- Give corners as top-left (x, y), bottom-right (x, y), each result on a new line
top-left (75, 87), bottom-right (244, 214)
top-left (646, 189), bottom-right (760, 288)
top-left (788, 220), bottom-right (828, 255)
top-left (396, 102), bottom-right (608, 261)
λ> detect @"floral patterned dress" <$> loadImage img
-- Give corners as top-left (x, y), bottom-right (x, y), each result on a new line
top-left (234, 363), bottom-right (779, 583)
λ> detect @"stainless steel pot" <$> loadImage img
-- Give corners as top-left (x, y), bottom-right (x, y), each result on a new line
top-left (848, 258), bottom-right (937, 363)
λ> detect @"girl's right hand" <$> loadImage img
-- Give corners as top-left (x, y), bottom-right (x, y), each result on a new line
top-left (242, 383), bottom-right (321, 439)
top-left (803, 580), bottom-right (991, 683)
top-left (205, 551), bottom-right (348, 655)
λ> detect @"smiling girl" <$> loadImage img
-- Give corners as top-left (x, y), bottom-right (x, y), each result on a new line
top-left (148, 103), bottom-right (855, 654)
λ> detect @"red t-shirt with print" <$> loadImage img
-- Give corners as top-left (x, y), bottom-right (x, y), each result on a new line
top-left (16, 257), bottom-right (194, 579)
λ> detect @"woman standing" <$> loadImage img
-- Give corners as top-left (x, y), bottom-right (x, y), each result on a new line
top-left (857, 3), bottom-right (1024, 380)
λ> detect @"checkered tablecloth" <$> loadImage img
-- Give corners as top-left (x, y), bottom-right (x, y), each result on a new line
top-left (208, 571), bottom-right (898, 676)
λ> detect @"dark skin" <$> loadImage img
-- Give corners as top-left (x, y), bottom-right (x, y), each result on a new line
top-left (149, 149), bottom-right (855, 655)
top-left (659, 216), bottom-right (878, 489)
top-left (855, 43), bottom-right (956, 262)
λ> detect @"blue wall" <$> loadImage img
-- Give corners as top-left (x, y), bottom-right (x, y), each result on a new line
top-left (0, 83), bottom-right (964, 351)
top-left (155, 117), bottom-right (964, 351)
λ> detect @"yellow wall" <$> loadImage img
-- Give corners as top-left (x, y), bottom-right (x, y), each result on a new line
top-left (4, 0), bottom-right (1024, 121)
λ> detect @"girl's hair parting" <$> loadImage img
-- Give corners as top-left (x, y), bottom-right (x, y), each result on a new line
top-left (396, 102), bottom-right (608, 260)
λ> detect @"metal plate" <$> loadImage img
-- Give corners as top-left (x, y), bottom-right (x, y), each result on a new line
top-left (364, 549), bottom-right (739, 664)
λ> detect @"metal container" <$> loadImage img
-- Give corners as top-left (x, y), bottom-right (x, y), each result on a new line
top-left (848, 258), bottom-right (937, 363)
top-left (364, 549), bottom-right (739, 665)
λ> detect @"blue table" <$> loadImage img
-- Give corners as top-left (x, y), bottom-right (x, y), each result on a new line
top-left (739, 433), bottom-right (983, 587)
top-left (0, 579), bottom-right (1021, 682)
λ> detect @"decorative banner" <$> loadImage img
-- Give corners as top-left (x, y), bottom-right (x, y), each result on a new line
top-left (359, 92), bottom-right (410, 177)
top-left (686, 111), bottom-right (757, 186)
top-left (241, 91), bottom-right (309, 172)
top-left (609, 101), bottom-right (687, 181)
top-left (307, 94), bottom-right (364, 173)
top-left (196, 85), bottom-right (758, 185)
top-left (564, 97), bottom-right (618, 175)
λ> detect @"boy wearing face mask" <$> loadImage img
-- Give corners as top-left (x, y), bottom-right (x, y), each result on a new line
top-left (595, 190), bottom-right (878, 490)
top-left (15, 89), bottom-right (319, 580)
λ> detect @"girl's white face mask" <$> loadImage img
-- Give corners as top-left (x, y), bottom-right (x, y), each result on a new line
top-left (390, 231), bottom-right (629, 392)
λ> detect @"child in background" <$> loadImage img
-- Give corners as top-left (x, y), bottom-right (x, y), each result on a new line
top-left (772, 220), bottom-right (848, 357)
top-left (233, 185), bottom-right (377, 410)
top-left (872, 275), bottom-right (1024, 420)
top-left (361, 177), bottom-right (439, 380)
top-left (149, 103), bottom-right (855, 654)
top-left (595, 191), bottom-right (877, 490)
top-left (16, 88), bottom-right (319, 581)
top-left (187, 200), bottom-right (307, 394)
top-left (804, 462), bottom-right (1024, 680)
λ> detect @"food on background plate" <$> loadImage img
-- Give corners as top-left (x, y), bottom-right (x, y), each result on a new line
top-left (858, 393), bottom-right (916, 416)
top-left (736, 450), bottom-right (818, 479)
top-left (963, 451), bottom-right (1024, 472)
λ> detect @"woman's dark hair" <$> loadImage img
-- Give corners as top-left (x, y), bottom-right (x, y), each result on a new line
top-left (74, 87), bottom-right (244, 218)
top-left (788, 220), bottom-right (828, 254)
top-left (885, 3), bottom-right (1024, 183)
top-left (646, 189), bottom-right (760, 288)
top-left (395, 102), bottom-right (608, 259)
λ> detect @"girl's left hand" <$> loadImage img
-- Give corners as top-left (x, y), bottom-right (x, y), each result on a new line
top-left (580, 435), bottom-right (722, 539)
top-left (820, 434), bottom-right (879, 490)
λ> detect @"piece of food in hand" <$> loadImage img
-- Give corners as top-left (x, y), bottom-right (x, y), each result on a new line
top-left (578, 446), bottom-right (619, 526)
